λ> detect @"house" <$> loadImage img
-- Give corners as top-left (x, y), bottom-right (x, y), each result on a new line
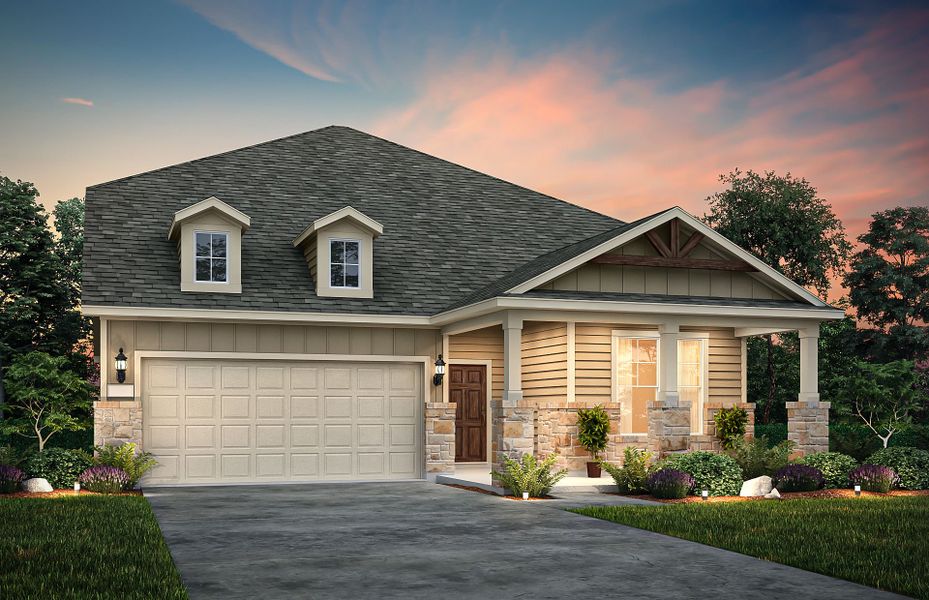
top-left (83, 126), bottom-right (842, 485)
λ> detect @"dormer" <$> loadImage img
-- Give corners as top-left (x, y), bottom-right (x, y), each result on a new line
top-left (293, 206), bottom-right (383, 299)
top-left (168, 196), bottom-right (250, 294)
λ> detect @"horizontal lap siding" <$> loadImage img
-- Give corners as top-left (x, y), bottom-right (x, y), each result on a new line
top-left (575, 323), bottom-right (655, 403)
top-left (521, 322), bottom-right (567, 402)
top-left (448, 326), bottom-right (504, 403)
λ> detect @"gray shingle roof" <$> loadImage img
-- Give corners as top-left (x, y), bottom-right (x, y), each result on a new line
top-left (82, 126), bottom-right (623, 316)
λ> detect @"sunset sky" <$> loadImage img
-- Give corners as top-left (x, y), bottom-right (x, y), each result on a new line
top-left (2, 0), bottom-right (927, 261)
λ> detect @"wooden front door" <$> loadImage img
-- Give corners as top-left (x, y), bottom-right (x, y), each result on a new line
top-left (450, 364), bottom-right (487, 462)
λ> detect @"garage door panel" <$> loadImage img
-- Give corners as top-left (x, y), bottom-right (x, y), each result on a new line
top-left (143, 359), bottom-right (422, 484)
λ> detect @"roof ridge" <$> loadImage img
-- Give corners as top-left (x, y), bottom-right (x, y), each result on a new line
top-left (86, 125), bottom-right (343, 191)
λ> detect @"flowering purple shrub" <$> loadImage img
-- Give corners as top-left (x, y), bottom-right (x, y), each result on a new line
top-left (849, 464), bottom-right (898, 493)
top-left (773, 464), bottom-right (824, 492)
top-left (0, 465), bottom-right (24, 494)
top-left (646, 468), bottom-right (694, 499)
top-left (79, 466), bottom-right (130, 494)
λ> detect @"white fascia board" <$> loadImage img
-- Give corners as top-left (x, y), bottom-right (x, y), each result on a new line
top-left (167, 196), bottom-right (251, 240)
top-left (82, 305), bottom-right (433, 327)
top-left (506, 207), bottom-right (828, 307)
top-left (292, 206), bottom-right (384, 247)
top-left (429, 295), bottom-right (844, 326)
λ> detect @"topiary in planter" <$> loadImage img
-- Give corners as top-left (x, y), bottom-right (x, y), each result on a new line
top-left (797, 452), bottom-right (858, 488)
top-left (646, 468), bottom-right (694, 499)
top-left (577, 405), bottom-right (611, 476)
top-left (866, 447), bottom-right (929, 490)
top-left (0, 465), bottom-right (24, 493)
top-left (849, 464), bottom-right (898, 493)
top-left (661, 451), bottom-right (743, 496)
top-left (79, 466), bottom-right (131, 494)
top-left (772, 464), bottom-right (825, 492)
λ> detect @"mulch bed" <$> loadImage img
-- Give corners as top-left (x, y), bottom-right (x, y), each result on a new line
top-left (618, 489), bottom-right (929, 504)
top-left (442, 483), bottom-right (554, 500)
top-left (1, 489), bottom-right (143, 499)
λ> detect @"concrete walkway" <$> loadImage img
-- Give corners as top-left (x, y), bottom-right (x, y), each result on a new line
top-left (146, 481), bottom-right (904, 600)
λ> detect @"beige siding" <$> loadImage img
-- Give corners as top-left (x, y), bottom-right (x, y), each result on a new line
top-left (448, 326), bottom-right (504, 403)
top-left (538, 225), bottom-right (787, 300)
top-left (696, 327), bottom-right (744, 406)
top-left (107, 320), bottom-right (442, 402)
top-left (521, 321), bottom-right (567, 402)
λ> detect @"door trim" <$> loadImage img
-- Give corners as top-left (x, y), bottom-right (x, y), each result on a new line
top-left (448, 359), bottom-right (492, 463)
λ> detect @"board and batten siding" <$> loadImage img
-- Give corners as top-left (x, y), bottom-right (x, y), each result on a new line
top-left (106, 320), bottom-right (443, 402)
top-left (521, 322), bottom-right (568, 402)
top-left (447, 326), bottom-right (504, 402)
top-left (538, 233), bottom-right (787, 300)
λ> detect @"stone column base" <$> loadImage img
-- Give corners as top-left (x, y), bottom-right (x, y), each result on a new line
top-left (647, 400), bottom-right (692, 457)
top-left (787, 400), bottom-right (830, 456)
top-left (425, 403), bottom-right (456, 476)
top-left (491, 405), bottom-right (535, 479)
top-left (93, 400), bottom-right (143, 448)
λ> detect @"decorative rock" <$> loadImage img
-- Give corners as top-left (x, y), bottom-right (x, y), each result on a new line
top-left (22, 478), bottom-right (53, 493)
top-left (739, 475), bottom-right (773, 497)
top-left (764, 488), bottom-right (781, 500)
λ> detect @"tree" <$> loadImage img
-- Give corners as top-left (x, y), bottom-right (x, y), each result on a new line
top-left (53, 197), bottom-right (84, 306)
top-left (833, 360), bottom-right (921, 448)
top-left (0, 352), bottom-right (94, 452)
top-left (705, 169), bottom-right (852, 422)
top-left (844, 206), bottom-right (929, 360)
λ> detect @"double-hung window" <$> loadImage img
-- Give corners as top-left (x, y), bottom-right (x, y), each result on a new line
top-left (678, 338), bottom-right (707, 435)
top-left (194, 232), bottom-right (228, 283)
top-left (330, 239), bottom-right (360, 288)
top-left (614, 335), bottom-right (658, 434)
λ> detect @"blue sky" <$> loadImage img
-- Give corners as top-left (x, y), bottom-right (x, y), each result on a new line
top-left (1, 0), bottom-right (926, 236)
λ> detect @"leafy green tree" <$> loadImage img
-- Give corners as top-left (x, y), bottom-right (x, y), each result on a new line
top-left (705, 169), bottom-right (851, 422)
top-left (833, 360), bottom-right (922, 448)
top-left (0, 352), bottom-right (94, 452)
top-left (53, 197), bottom-right (84, 305)
top-left (844, 206), bottom-right (929, 360)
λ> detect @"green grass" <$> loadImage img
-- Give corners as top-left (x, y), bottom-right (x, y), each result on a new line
top-left (572, 497), bottom-right (929, 599)
top-left (0, 495), bottom-right (187, 599)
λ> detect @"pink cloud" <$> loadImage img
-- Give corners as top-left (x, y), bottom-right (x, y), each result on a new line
top-left (61, 97), bottom-right (93, 107)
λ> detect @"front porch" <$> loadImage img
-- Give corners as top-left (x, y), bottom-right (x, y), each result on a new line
top-left (425, 310), bottom-right (829, 481)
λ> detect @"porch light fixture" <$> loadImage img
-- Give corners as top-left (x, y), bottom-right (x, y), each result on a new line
top-left (854, 485), bottom-right (861, 497)
top-left (701, 490), bottom-right (709, 501)
top-left (115, 348), bottom-right (128, 384)
top-left (433, 354), bottom-right (446, 386)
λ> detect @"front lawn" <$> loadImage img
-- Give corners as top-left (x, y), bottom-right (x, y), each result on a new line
top-left (573, 496), bottom-right (929, 599)
top-left (0, 495), bottom-right (187, 599)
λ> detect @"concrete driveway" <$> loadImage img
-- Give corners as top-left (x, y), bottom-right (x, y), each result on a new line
top-left (146, 482), bottom-right (902, 600)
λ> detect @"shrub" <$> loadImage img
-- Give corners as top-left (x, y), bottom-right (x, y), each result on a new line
top-left (797, 452), bottom-right (859, 488)
top-left (753, 423), bottom-right (787, 444)
top-left (0, 446), bottom-right (26, 468)
top-left (867, 447), bottom-right (929, 490)
top-left (576, 406), bottom-right (610, 460)
top-left (830, 422), bottom-right (881, 462)
top-left (646, 468), bottom-right (694, 499)
top-left (22, 447), bottom-right (92, 489)
top-left (714, 407), bottom-right (748, 450)
top-left (601, 447), bottom-right (654, 494)
top-left (492, 453), bottom-right (567, 497)
top-left (0, 465), bottom-right (25, 493)
top-left (727, 436), bottom-right (795, 479)
top-left (93, 443), bottom-right (158, 489)
top-left (661, 451), bottom-right (743, 496)
top-left (79, 466), bottom-right (131, 494)
top-left (849, 464), bottom-right (898, 493)
top-left (772, 464), bottom-right (824, 492)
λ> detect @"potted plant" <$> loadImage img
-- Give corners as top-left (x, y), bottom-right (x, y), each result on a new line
top-left (576, 405), bottom-right (610, 477)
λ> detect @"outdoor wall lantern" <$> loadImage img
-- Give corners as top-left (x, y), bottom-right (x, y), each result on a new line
top-left (433, 354), bottom-right (446, 386)
top-left (115, 348), bottom-right (128, 383)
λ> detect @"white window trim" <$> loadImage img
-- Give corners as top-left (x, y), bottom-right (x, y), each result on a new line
top-left (328, 237), bottom-right (362, 290)
top-left (193, 230), bottom-right (230, 285)
top-left (610, 329), bottom-right (709, 435)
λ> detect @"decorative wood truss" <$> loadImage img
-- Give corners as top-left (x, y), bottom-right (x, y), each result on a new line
top-left (591, 218), bottom-right (757, 272)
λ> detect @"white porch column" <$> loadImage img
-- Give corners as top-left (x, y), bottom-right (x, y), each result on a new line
top-left (658, 322), bottom-right (679, 407)
top-left (502, 311), bottom-right (523, 406)
top-left (798, 326), bottom-right (820, 404)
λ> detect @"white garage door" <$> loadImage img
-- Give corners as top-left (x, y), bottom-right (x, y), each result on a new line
top-left (142, 359), bottom-right (423, 484)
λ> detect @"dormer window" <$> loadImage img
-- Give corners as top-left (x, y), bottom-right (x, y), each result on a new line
top-left (330, 239), bottom-right (360, 288)
top-left (195, 232), bottom-right (229, 283)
